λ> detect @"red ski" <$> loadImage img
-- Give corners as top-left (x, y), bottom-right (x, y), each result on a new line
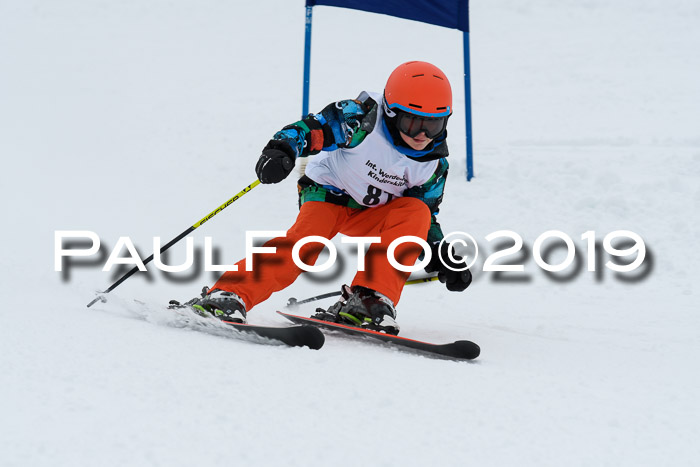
top-left (277, 311), bottom-right (480, 361)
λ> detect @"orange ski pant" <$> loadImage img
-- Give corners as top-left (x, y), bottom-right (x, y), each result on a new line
top-left (210, 197), bottom-right (432, 311)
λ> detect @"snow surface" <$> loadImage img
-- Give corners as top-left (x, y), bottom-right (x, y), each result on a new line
top-left (2, 0), bottom-right (699, 466)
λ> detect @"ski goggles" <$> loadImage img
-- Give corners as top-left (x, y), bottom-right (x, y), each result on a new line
top-left (396, 111), bottom-right (449, 139)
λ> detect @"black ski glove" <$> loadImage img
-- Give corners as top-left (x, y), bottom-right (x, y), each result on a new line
top-left (424, 242), bottom-right (472, 292)
top-left (255, 140), bottom-right (296, 184)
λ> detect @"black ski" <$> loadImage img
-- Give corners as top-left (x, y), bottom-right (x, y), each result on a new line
top-left (277, 311), bottom-right (479, 360)
top-left (159, 302), bottom-right (325, 350)
top-left (218, 319), bottom-right (325, 350)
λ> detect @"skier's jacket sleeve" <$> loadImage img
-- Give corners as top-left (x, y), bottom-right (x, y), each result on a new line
top-left (269, 92), bottom-right (378, 159)
top-left (403, 158), bottom-right (448, 246)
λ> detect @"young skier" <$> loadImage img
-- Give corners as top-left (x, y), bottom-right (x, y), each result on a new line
top-left (184, 61), bottom-right (472, 335)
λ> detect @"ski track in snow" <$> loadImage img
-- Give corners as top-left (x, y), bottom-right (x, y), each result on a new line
top-left (1, 0), bottom-right (699, 466)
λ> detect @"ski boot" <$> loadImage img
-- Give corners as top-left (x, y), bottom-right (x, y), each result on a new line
top-left (313, 285), bottom-right (400, 335)
top-left (169, 286), bottom-right (247, 324)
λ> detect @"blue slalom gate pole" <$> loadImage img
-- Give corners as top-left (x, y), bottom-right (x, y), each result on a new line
top-left (463, 30), bottom-right (474, 181)
top-left (302, 5), bottom-right (313, 118)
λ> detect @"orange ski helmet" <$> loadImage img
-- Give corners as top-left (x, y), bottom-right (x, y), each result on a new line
top-left (383, 61), bottom-right (452, 141)
top-left (384, 61), bottom-right (452, 118)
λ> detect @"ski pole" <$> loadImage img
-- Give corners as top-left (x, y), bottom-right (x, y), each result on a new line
top-left (286, 276), bottom-right (440, 308)
top-left (86, 179), bottom-right (261, 308)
